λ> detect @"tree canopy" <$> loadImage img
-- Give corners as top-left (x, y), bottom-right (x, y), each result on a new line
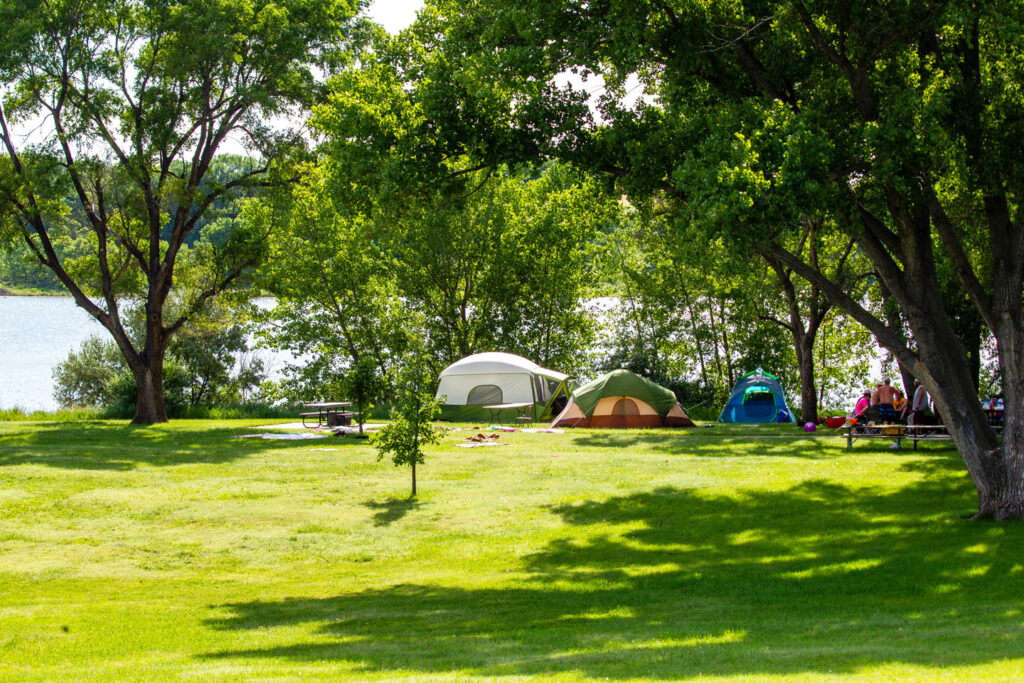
top-left (343, 0), bottom-right (1024, 517)
top-left (0, 0), bottom-right (368, 422)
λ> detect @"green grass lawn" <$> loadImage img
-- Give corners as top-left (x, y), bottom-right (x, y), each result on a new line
top-left (1, 419), bottom-right (1022, 681)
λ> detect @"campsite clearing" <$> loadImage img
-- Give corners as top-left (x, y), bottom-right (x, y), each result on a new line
top-left (0, 420), bottom-right (1022, 681)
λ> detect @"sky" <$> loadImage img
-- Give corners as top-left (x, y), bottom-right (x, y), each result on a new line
top-left (367, 0), bottom-right (425, 33)
top-left (363, 0), bottom-right (650, 112)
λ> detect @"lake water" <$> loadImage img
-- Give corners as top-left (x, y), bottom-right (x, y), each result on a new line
top-left (0, 296), bottom-right (106, 411)
top-left (0, 295), bottom-right (612, 413)
top-left (0, 295), bottom-right (871, 413)
top-left (0, 296), bottom-right (293, 412)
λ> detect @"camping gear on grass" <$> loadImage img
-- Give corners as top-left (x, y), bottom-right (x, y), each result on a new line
top-left (549, 369), bottom-right (695, 428)
top-left (718, 368), bottom-right (797, 424)
top-left (435, 352), bottom-right (572, 422)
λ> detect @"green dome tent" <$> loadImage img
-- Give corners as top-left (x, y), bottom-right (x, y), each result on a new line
top-left (550, 369), bottom-right (695, 428)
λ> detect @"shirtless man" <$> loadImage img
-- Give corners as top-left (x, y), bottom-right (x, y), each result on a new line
top-left (877, 379), bottom-right (898, 422)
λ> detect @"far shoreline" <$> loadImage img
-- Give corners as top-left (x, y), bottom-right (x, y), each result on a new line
top-left (0, 286), bottom-right (66, 297)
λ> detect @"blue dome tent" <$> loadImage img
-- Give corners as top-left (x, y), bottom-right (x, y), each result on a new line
top-left (718, 368), bottom-right (796, 424)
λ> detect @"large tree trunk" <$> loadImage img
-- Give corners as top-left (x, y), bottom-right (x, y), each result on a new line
top-left (794, 334), bottom-right (818, 424)
top-left (132, 360), bottom-right (168, 424)
top-left (898, 285), bottom-right (1002, 515)
top-left (862, 196), bottom-right (1014, 517)
top-left (767, 248), bottom-right (825, 426)
top-left (771, 236), bottom-right (1012, 517)
top-left (978, 300), bottom-right (1024, 518)
top-left (129, 309), bottom-right (169, 425)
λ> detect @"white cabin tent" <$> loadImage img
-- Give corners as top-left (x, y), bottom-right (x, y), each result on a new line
top-left (435, 352), bottom-right (572, 422)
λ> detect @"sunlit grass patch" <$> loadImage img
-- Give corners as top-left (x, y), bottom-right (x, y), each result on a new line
top-left (0, 419), bottom-right (1021, 681)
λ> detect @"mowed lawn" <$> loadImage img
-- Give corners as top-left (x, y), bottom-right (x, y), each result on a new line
top-left (1, 420), bottom-right (1023, 681)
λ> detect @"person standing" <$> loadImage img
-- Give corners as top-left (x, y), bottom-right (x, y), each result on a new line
top-left (877, 379), bottom-right (898, 423)
top-left (910, 379), bottom-right (930, 425)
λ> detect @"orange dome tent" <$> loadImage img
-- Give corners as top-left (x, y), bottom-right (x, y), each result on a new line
top-left (550, 369), bottom-right (695, 429)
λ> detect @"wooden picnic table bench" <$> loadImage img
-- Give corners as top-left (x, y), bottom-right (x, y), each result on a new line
top-left (301, 401), bottom-right (355, 428)
top-left (839, 423), bottom-right (960, 451)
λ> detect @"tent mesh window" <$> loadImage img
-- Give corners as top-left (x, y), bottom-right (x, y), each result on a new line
top-left (467, 384), bottom-right (503, 405)
top-left (744, 389), bottom-right (775, 403)
top-left (612, 398), bottom-right (640, 416)
top-left (534, 376), bottom-right (550, 402)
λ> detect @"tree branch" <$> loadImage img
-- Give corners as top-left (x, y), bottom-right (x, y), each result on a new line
top-left (757, 241), bottom-right (918, 368)
top-left (162, 267), bottom-right (245, 338)
top-left (792, 2), bottom-right (876, 119)
top-left (926, 188), bottom-right (996, 330)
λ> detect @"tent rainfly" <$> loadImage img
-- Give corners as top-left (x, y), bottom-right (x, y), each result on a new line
top-left (718, 368), bottom-right (796, 424)
top-left (435, 352), bottom-right (572, 422)
top-left (549, 369), bottom-right (695, 428)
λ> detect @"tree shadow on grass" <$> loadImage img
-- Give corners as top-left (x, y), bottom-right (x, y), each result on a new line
top-left (204, 468), bottom-right (1024, 678)
top-left (567, 429), bottom-right (960, 459)
top-left (362, 496), bottom-right (422, 526)
top-left (0, 421), bottom-right (363, 470)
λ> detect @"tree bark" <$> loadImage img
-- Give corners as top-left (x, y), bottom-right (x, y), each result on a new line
top-left (682, 291), bottom-right (710, 387)
top-left (706, 300), bottom-right (726, 385)
top-left (765, 230), bottom-right (1006, 515)
top-left (132, 361), bottom-right (168, 424)
top-left (129, 320), bottom-right (169, 424)
top-left (763, 246), bottom-right (828, 425)
top-left (795, 334), bottom-right (818, 424)
top-left (979, 284), bottom-right (1024, 518)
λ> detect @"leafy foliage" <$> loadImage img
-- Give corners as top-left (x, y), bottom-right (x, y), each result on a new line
top-left (53, 304), bottom-right (265, 417)
top-left (0, 0), bottom-right (367, 422)
top-left (343, 357), bottom-right (389, 434)
top-left (377, 164), bottom-right (614, 377)
top-left (252, 163), bottom-right (417, 403)
top-left (255, 161), bottom-right (615, 396)
top-left (377, 0), bottom-right (1024, 515)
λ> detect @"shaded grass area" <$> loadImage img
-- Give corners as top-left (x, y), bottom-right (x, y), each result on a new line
top-left (1, 420), bottom-right (1022, 681)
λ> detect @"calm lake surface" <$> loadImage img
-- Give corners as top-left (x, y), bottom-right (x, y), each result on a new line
top-left (0, 296), bottom-right (291, 412)
top-left (0, 295), bottom-right (615, 413)
top-left (0, 296), bottom-right (105, 411)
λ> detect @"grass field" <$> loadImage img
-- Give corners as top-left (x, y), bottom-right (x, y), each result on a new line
top-left (1, 419), bottom-right (1023, 681)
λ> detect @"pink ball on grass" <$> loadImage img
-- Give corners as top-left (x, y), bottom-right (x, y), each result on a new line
top-left (803, 422), bottom-right (816, 432)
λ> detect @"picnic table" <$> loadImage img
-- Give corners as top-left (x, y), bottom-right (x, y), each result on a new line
top-left (300, 401), bottom-right (355, 428)
top-left (482, 402), bottom-right (534, 425)
top-left (840, 423), bottom-right (958, 451)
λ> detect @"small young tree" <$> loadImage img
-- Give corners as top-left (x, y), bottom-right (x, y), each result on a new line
top-left (373, 359), bottom-right (441, 496)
